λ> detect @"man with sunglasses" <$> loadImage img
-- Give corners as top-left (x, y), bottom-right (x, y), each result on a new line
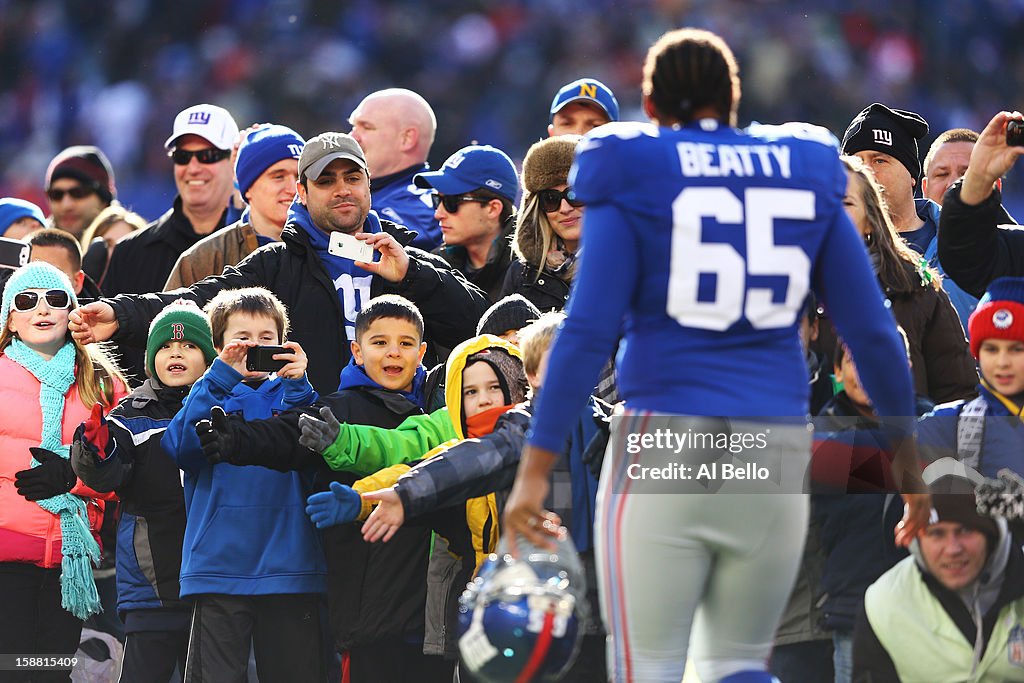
top-left (100, 103), bottom-right (238, 384)
top-left (43, 145), bottom-right (118, 240)
top-left (71, 131), bottom-right (490, 397)
top-left (414, 145), bottom-right (519, 302)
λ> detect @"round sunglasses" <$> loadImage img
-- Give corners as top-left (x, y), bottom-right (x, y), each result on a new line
top-left (13, 289), bottom-right (72, 313)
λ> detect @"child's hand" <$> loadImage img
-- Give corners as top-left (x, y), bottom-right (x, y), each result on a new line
top-left (72, 403), bottom-right (115, 464)
top-left (274, 341), bottom-right (307, 380)
top-left (361, 488), bottom-right (405, 543)
top-left (305, 481), bottom-right (362, 529)
top-left (218, 340), bottom-right (257, 376)
top-left (196, 406), bottom-right (238, 465)
top-left (298, 407), bottom-right (341, 454)
top-left (15, 448), bottom-right (77, 501)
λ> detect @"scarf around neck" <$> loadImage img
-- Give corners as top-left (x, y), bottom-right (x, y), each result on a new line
top-left (6, 338), bottom-right (101, 619)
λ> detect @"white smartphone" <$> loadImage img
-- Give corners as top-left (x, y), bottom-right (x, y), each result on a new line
top-left (327, 231), bottom-right (375, 262)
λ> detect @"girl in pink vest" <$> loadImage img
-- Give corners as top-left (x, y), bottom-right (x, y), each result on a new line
top-left (0, 262), bottom-right (127, 680)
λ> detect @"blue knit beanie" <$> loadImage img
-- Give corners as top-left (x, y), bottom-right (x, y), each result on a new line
top-left (235, 124), bottom-right (305, 199)
top-left (0, 198), bottom-right (46, 236)
top-left (1, 261), bottom-right (78, 326)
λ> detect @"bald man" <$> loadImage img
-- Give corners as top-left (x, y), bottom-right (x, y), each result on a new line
top-left (349, 88), bottom-right (442, 250)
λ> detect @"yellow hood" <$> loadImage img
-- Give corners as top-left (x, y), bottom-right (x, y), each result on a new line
top-left (443, 334), bottom-right (523, 440)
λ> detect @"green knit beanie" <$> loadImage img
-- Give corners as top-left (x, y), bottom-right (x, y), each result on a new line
top-left (145, 301), bottom-right (216, 379)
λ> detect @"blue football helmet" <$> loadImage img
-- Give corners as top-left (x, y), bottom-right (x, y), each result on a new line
top-left (457, 534), bottom-right (586, 682)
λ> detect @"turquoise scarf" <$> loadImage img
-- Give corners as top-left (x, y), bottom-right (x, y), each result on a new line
top-left (6, 339), bottom-right (101, 620)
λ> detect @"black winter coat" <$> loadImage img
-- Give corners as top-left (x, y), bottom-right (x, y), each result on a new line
top-left (217, 385), bottom-right (431, 650)
top-left (499, 259), bottom-right (571, 312)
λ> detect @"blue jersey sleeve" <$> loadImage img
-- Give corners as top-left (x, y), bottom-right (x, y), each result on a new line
top-left (813, 208), bottom-right (916, 419)
top-left (528, 202), bottom-right (638, 453)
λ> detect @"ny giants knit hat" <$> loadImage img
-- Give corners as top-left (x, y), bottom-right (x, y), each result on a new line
top-left (235, 124), bottom-right (305, 198)
top-left (841, 103), bottom-right (929, 182)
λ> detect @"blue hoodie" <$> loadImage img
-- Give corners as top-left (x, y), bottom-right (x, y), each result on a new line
top-left (162, 359), bottom-right (325, 597)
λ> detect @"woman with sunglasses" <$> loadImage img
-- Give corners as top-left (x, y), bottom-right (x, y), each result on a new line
top-left (0, 262), bottom-right (127, 679)
top-left (500, 135), bottom-right (585, 312)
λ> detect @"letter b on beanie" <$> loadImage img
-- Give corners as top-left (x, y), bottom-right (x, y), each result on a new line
top-left (145, 301), bottom-right (217, 379)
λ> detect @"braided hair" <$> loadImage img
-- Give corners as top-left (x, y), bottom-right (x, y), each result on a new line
top-left (642, 28), bottom-right (740, 126)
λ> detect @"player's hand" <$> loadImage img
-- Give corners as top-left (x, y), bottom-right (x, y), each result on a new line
top-left (196, 406), bottom-right (237, 465)
top-left (354, 232), bottom-right (409, 282)
top-left (15, 448), bottom-right (77, 501)
top-left (361, 488), bottom-right (406, 543)
top-left (305, 481), bottom-right (362, 529)
top-left (298, 407), bottom-right (341, 454)
top-left (960, 111), bottom-right (1024, 205)
top-left (895, 492), bottom-right (932, 547)
top-left (274, 341), bottom-right (307, 380)
top-left (503, 446), bottom-right (563, 556)
top-left (69, 302), bottom-right (118, 344)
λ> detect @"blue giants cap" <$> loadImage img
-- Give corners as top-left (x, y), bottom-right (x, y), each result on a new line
top-left (414, 145), bottom-right (519, 203)
top-left (549, 78), bottom-right (619, 122)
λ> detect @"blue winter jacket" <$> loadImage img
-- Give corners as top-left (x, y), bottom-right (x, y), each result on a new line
top-left (162, 359), bottom-right (326, 597)
top-left (918, 383), bottom-right (1024, 479)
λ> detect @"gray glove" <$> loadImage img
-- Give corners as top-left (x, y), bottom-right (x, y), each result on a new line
top-left (298, 406), bottom-right (342, 454)
top-left (976, 469), bottom-right (1024, 522)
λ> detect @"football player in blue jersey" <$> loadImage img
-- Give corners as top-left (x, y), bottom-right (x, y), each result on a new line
top-left (503, 27), bottom-right (930, 683)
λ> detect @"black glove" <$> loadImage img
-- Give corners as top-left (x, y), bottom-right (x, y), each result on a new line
top-left (195, 406), bottom-right (236, 465)
top-left (15, 448), bottom-right (77, 501)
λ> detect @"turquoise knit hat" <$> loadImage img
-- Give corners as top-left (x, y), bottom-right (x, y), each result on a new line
top-left (145, 300), bottom-right (216, 379)
top-left (1, 261), bottom-right (78, 326)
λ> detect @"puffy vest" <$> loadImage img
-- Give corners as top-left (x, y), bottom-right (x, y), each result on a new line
top-left (865, 557), bottom-right (1024, 682)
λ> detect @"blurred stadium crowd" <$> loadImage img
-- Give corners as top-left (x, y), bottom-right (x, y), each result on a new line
top-left (1, 0), bottom-right (1022, 218)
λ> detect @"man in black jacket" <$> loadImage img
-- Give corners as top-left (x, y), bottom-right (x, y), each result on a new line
top-left (69, 132), bottom-right (490, 395)
top-left (938, 110), bottom-right (1024, 297)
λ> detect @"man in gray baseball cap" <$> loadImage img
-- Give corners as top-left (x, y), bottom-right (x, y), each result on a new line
top-left (70, 129), bottom-right (489, 401)
top-left (298, 131), bottom-right (368, 180)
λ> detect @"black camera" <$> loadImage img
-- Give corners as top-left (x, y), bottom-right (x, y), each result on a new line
top-left (1007, 120), bottom-right (1024, 147)
top-left (245, 345), bottom-right (289, 372)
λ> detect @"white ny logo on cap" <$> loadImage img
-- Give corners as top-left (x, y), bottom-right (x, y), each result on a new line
top-left (872, 129), bottom-right (892, 146)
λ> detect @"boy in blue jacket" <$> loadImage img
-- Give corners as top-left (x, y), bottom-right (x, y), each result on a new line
top-left (162, 286), bottom-right (325, 683)
top-left (72, 300), bottom-right (217, 682)
top-left (918, 277), bottom-right (1024, 480)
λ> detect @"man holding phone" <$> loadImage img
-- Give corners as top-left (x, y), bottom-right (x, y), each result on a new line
top-left (938, 111), bottom-right (1024, 296)
top-left (70, 131), bottom-right (489, 395)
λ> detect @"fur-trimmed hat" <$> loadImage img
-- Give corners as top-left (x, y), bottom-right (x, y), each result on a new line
top-left (968, 276), bottom-right (1024, 359)
top-left (521, 135), bottom-right (581, 195)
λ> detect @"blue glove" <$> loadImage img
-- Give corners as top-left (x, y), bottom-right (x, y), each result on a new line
top-left (306, 481), bottom-right (362, 529)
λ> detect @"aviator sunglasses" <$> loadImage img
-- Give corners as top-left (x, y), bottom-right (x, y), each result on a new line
top-left (13, 289), bottom-right (72, 313)
top-left (537, 187), bottom-right (584, 213)
top-left (168, 148), bottom-right (232, 165)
